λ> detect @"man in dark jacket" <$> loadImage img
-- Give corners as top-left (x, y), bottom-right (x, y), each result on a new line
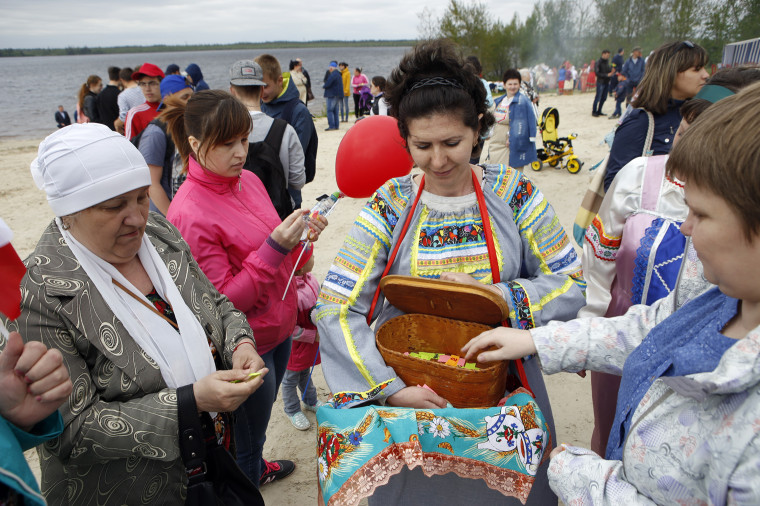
top-left (96, 66), bottom-right (121, 130)
top-left (256, 54), bottom-right (318, 209)
top-left (55, 105), bottom-right (71, 128)
top-left (185, 63), bottom-right (209, 91)
top-left (592, 50), bottom-right (613, 117)
top-left (323, 61), bottom-right (343, 131)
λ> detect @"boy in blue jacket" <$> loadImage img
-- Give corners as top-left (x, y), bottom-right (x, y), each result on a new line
top-left (256, 54), bottom-right (318, 209)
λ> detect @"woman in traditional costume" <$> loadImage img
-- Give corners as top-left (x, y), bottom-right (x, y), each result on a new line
top-left (314, 39), bottom-right (585, 505)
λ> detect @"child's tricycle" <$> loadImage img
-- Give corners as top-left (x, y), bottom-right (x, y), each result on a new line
top-left (531, 107), bottom-right (583, 174)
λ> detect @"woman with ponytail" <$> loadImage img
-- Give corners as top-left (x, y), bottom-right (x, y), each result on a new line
top-left (76, 74), bottom-right (102, 123)
top-left (163, 90), bottom-right (327, 487)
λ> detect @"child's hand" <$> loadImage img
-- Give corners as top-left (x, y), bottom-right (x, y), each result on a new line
top-left (461, 328), bottom-right (537, 363)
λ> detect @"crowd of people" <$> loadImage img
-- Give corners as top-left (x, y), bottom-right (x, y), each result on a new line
top-left (1, 38), bottom-right (755, 505)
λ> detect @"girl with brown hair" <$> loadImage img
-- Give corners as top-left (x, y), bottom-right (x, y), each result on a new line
top-left (163, 89), bottom-right (326, 487)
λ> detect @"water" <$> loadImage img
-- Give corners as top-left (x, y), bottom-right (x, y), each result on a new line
top-left (0, 46), bottom-right (411, 139)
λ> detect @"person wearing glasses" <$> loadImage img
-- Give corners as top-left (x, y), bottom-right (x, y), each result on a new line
top-left (603, 41), bottom-right (708, 191)
top-left (124, 63), bottom-right (165, 140)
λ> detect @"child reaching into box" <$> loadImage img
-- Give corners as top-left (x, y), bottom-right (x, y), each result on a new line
top-left (281, 248), bottom-right (325, 430)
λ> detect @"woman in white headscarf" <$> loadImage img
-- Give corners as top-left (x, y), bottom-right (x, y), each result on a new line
top-left (10, 123), bottom-right (267, 505)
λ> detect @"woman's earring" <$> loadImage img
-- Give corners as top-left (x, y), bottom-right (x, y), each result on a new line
top-left (61, 220), bottom-right (70, 230)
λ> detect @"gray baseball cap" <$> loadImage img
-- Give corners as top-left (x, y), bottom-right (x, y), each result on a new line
top-left (230, 60), bottom-right (266, 86)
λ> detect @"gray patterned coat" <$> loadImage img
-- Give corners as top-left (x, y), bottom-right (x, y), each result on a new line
top-left (6, 214), bottom-right (255, 505)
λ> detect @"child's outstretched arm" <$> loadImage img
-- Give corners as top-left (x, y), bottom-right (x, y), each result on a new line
top-left (461, 328), bottom-right (537, 363)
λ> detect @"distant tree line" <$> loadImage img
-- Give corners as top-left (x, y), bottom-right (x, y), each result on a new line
top-left (419, 0), bottom-right (759, 80)
top-left (0, 40), bottom-right (417, 58)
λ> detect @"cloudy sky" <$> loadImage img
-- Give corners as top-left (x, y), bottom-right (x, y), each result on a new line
top-left (0, 0), bottom-right (536, 48)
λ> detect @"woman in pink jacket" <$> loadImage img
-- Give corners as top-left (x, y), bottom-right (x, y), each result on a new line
top-left (163, 90), bottom-right (325, 488)
top-left (351, 68), bottom-right (370, 119)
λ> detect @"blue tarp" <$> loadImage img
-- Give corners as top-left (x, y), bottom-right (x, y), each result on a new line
top-left (722, 38), bottom-right (760, 66)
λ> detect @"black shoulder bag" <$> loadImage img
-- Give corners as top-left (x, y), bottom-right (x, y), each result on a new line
top-left (177, 385), bottom-right (265, 506)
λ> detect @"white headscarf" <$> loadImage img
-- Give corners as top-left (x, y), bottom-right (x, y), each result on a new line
top-left (57, 220), bottom-right (216, 388)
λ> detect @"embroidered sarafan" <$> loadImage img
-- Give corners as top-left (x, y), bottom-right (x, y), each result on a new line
top-left (316, 165), bottom-right (585, 403)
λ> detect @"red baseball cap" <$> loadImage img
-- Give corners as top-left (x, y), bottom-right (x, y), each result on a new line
top-left (132, 63), bottom-right (165, 81)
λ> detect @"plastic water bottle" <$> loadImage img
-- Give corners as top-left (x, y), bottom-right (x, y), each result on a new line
top-left (300, 191), bottom-right (342, 240)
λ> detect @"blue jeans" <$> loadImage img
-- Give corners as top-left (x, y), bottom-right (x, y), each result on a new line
top-left (234, 337), bottom-right (292, 485)
top-left (613, 88), bottom-right (626, 116)
top-left (326, 96), bottom-right (340, 129)
top-left (339, 96), bottom-right (349, 121)
top-left (593, 82), bottom-right (609, 114)
top-left (281, 368), bottom-right (318, 416)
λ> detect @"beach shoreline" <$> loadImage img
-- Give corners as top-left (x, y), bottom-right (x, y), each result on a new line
top-left (5, 90), bottom-right (611, 505)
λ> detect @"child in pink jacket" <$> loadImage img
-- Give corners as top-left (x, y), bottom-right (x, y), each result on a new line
top-left (280, 249), bottom-right (324, 430)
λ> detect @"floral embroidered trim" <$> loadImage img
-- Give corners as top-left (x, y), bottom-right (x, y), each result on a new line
top-left (585, 215), bottom-right (621, 261)
top-left (509, 178), bottom-right (535, 217)
top-left (419, 223), bottom-right (485, 247)
top-left (329, 378), bottom-right (395, 409)
top-left (507, 281), bottom-right (535, 330)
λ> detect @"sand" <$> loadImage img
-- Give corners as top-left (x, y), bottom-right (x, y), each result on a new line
top-left (1, 89), bottom-right (614, 505)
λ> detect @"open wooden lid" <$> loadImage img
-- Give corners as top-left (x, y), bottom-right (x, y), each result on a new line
top-left (379, 275), bottom-right (509, 325)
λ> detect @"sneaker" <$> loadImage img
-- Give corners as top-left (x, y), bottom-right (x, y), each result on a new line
top-left (591, 112), bottom-right (600, 117)
top-left (304, 399), bottom-right (327, 413)
top-left (260, 459), bottom-right (295, 486)
top-left (288, 411), bottom-right (310, 430)
top-left (609, 113), bottom-right (621, 119)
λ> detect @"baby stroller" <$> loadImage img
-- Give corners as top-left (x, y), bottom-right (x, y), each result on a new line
top-left (358, 88), bottom-right (374, 116)
top-left (532, 107), bottom-right (583, 174)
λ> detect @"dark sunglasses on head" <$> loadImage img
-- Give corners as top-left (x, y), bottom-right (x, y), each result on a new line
top-left (678, 41), bottom-right (695, 50)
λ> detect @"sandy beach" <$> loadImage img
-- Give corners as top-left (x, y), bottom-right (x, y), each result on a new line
top-left (2, 89), bottom-right (614, 505)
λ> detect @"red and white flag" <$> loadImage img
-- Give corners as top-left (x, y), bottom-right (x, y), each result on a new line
top-left (0, 219), bottom-right (25, 321)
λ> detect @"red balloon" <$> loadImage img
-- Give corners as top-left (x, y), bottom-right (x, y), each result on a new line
top-left (335, 116), bottom-right (414, 198)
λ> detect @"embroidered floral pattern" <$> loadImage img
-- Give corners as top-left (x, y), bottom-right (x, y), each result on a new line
top-left (329, 378), bottom-right (395, 409)
top-left (585, 215), bottom-right (621, 262)
top-left (368, 193), bottom-right (398, 228)
top-left (507, 281), bottom-right (535, 330)
top-left (509, 179), bottom-right (535, 215)
top-left (419, 224), bottom-right (484, 248)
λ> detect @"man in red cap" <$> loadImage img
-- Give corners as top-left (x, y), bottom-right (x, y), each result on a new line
top-left (124, 63), bottom-right (164, 140)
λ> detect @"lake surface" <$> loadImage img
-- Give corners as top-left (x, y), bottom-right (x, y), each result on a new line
top-left (0, 46), bottom-right (411, 139)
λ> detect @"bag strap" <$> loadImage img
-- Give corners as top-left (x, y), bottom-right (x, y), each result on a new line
top-left (177, 385), bottom-right (208, 485)
top-left (473, 170), bottom-right (500, 284)
top-left (641, 109), bottom-right (655, 157)
top-left (264, 118), bottom-right (288, 155)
